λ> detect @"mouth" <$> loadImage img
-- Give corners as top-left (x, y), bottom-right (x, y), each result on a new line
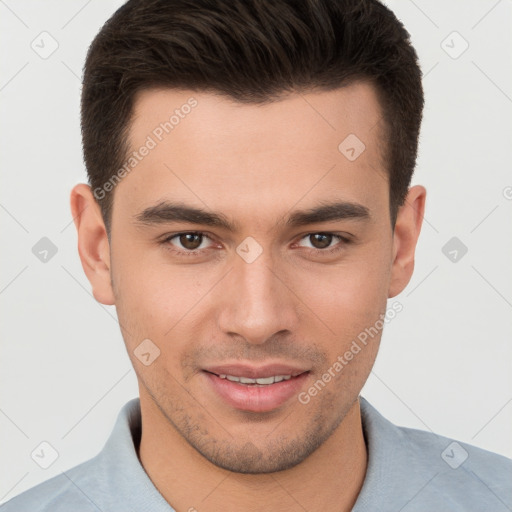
top-left (201, 364), bottom-right (310, 412)
top-left (204, 371), bottom-right (304, 385)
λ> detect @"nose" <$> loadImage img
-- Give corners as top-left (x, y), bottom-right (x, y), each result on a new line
top-left (216, 248), bottom-right (300, 345)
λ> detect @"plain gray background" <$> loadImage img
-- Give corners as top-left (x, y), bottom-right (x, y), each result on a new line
top-left (1, 0), bottom-right (511, 503)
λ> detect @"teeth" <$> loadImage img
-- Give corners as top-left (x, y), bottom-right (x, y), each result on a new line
top-left (217, 374), bottom-right (294, 385)
top-left (253, 376), bottom-right (275, 385)
top-left (240, 376), bottom-right (258, 384)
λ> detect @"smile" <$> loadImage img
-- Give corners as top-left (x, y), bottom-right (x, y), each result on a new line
top-left (203, 369), bottom-right (310, 412)
top-left (215, 374), bottom-right (295, 385)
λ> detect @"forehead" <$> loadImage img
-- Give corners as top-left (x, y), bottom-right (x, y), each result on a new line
top-left (114, 84), bottom-right (388, 226)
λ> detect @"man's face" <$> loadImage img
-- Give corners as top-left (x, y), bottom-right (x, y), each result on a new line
top-left (109, 83), bottom-right (396, 473)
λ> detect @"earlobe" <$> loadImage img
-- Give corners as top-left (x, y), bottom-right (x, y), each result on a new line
top-left (70, 184), bottom-right (115, 305)
top-left (388, 185), bottom-right (427, 298)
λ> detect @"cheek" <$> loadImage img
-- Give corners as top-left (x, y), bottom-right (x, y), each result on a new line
top-left (111, 246), bottom-right (211, 359)
top-left (289, 243), bottom-right (391, 377)
top-left (113, 238), bottom-right (184, 308)
top-left (112, 228), bottom-right (391, 353)
top-left (297, 247), bottom-right (391, 323)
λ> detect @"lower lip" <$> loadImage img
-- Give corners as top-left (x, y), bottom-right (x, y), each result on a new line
top-left (203, 371), bottom-right (310, 413)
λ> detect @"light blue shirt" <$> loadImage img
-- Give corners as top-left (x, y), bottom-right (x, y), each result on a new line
top-left (2, 397), bottom-right (511, 511)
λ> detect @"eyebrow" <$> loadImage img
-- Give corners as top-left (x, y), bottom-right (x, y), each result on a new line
top-left (133, 199), bottom-right (371, 231)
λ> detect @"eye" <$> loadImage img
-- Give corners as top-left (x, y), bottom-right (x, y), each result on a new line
top-left (160, 231), bottom-right (351, 258)
top-left (296, 233), bottom-right (350, 253)
top-left (162, 232), bottom-right (214, 254)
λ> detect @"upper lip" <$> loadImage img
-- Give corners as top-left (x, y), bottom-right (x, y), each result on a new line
top-left (203, 363), bottom-right (310, 379)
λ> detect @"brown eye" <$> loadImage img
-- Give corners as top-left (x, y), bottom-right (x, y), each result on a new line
top-left (308, 233), bottom-right (333, 249)
top-left (296, 233), bottom-right (350, 255)
top-left (177, 233), bottom-right (203, 250)
top-left (161, 231), bottom-right (215, 257)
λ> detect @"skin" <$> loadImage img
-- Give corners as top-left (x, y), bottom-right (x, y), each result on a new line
top-left (71, 82), bottom-right (425, 512)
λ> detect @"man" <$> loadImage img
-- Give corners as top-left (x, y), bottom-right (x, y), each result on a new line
top-left (2, 0), bottom-right (510, 510)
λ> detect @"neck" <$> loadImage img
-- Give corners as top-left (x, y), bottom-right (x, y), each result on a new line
top-left (138, 395), bottom-right (367, 512)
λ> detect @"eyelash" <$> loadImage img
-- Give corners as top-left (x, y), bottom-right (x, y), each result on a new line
top-left (159, 231), bottom-right (351, 257)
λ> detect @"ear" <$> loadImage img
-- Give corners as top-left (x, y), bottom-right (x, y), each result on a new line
top-left (70, 184), bottom-right (115, 305)
top-left (388, 185), bottom-right (427, 298)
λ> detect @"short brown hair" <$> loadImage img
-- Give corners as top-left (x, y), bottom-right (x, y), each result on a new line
top-left (81, 0), bottom-right (424, 233)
